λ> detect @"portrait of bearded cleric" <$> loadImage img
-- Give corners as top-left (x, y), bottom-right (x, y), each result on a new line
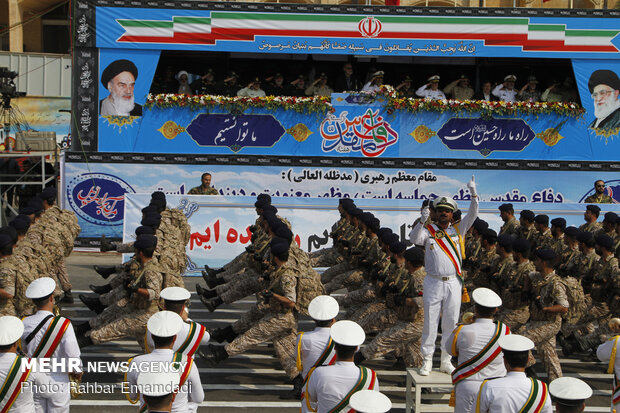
top-left (99, 59), bottom-right (143, 117)
top-left (588, 69), bottom-right (620, 132)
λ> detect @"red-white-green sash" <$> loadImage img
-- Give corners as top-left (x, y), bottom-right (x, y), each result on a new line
top-left (300, 334), bottom-right (337, 406)
top-left (176, 321), bottom-right (207, 357)
top-left (451, 321), bottom-right (510, 386)
top-left (518, 378), bottom-right (548, 413)
top-left (426, 224), bottom-right (464, 284)
top-left (136, 352), bottom-right (193, 412)
top-left (327, 367), bottom-right (376, 413)
top-left (32, 316), bottom-right (71, 358)
top-left (0, 356), bottom-right (32, 413)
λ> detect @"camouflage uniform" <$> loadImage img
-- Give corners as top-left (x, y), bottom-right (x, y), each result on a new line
top-left (576, 249), bottom-right (599, 294)
top-left (517, 225), bottom-right (537, 244)
top-left (550, 235), bottom-right (567, 256)
top-left (469, 247), bottom-right (498, 290)
top-left (498, 260), bottom-right (533, 332)
top-left (308, 218), bottom-right (348, 267)
top-left (188, 186), bottom-right (219, 195)
top-left (533, 229), bottom-right (554, 252)
top-left (524, 270), bottom-right (568, 382)
top-left (499, 217), bottom-right (520, 237)
top-left (89, 257), bottom-right (163, 348)
top-left (225, 261), bottom-right (299, 379)
top-left (579, 221), bottom-right (603, 234)
top-left (584, 193), bottom-right (614, 203)
top-left (557, 245), bottom-right (580, 278)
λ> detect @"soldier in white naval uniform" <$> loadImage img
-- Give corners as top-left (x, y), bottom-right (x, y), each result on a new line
top-left (410, 177), bottom-right (479, 375)
top-left (306, 321), bottom-right (379, 413)
top-left (475, 335), bottom-right (552, 413)
top-left (296, 295), bottom-right (339, 411)
top-left (146, 287), bottom-right (211, 357)
top-left (416, 75), bottom-right (447, 100)
top-left (127, 311), bottom-right (204, 413)
top-left (596, 318), bottom-right (620, 413)
top-left (548, 377), bottom-right (592, 413)
top-left (447, 288), bottom-right (509, 413)
top-left (491, 75), bottom-right (518, 102)
top-left (0, 316), bottom-right (50, 413)
top-left (21, 277), bottom-right (82, 413)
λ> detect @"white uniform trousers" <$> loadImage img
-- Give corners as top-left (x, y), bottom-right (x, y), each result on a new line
top-left (421, 275), bottom-right (461, 357)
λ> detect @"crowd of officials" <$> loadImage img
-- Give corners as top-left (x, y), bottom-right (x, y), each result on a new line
top-left (0, 179), bottom-right (618, 412)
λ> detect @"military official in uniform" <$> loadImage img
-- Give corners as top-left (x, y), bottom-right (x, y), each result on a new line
top-left (584, 180), bottom-right (614, 204)
top-left (188, 173), bottom-right (218, 195)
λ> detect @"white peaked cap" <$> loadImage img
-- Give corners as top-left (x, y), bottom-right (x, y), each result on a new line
top-left (472, 288), bottom-right (502, 308)
top-left (308, 295), bottom-right (339, 321)
top-left (0, 316), bottom-right (24, 345)
top-left (427, 75), bottom-right (440, 81)
top-left (433, 196), bottom-right (457, 211)
top-left (549, 377), bottom-right (592, 404)
top-left (147, 311), bottom-right (184, 337)
top-left (160, 287), bottom-right (191, 301)
top-left (25, 277), bottom-right (56, 299)
top-left (137, 371), bottom-right (180, 397)
top-left (330, 320), bottom-right (365, 346)
top-left (349, 390), bottom-right (392, 413)
top-left (498, 334), bottom-right (534, 352)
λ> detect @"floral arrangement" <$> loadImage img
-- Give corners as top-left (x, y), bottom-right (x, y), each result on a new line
top-left (145, 93), bottom-right (333, 115)
top-left (145, 87), bottom-right (585, 119)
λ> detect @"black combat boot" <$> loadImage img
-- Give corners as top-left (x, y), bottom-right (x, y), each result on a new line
top-left (354, 352), bottom-right (366, 365)
top-left (78, 335), bottom-right (94, 348)
top-left (59, 290), bottom-right (74, 304)
top-left (575, 333), bottom-right (601, 353)
top-left (198, 344), bottom-right (229, 367)
top-left (280, 374), bottom-right (304, 400)
top-left (93, 265), bottom-right (116, 279)
top-left (73, 321), bottom-right (91, 337)
top-left (79, 294), bottom-right (106, 314)
top-left (196, 284), bottom-right (218, 299)
top-left (90, 284), bottom-right (112, 294)
top-left (201, 296), bottom-right (223, 312)
top-left (210, 325), bottom-right (238, 343)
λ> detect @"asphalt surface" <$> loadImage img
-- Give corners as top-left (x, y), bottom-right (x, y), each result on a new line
top-left (65, 251), bottom-right (613, 412)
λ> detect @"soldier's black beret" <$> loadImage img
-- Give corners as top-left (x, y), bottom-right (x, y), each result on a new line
top-left (595, 234), bottom-right (614, 250)
top-left (135, 226), bottom-right (156, 236)
top-left (270, 237), bottom-right (290, 254)
top-left (564, 226), bottom-right (579, 237)
top-left (0, 233), bottom-right (12, 249)
top-left (274, 226), bottom-right (293, 243)
top-left (141, 214), bottom-right (161, 228)
top-left (519, 210), bottom-right (535, 221)
top-left (389, 241), bottom-right (407, 254)
top-left (377, 228), bottom-right (393, 240)
top-left (360, 212), bottom-right (375, 226)
top-left (603, 212), bottom-right (618, 223)
top-left (534, 215), bottom-right (549, 226)
top-left (254, 200), bottom-right (269, 209)
top-left (550, 218), bottom-right (566, 229)
top-left (586, 205), bottom-right (601, 214)
top-left (0, 227), bottom-right (17, 244)
top-left (482, 229), bottom-right (498, 243)
top-left (512, 238), bottom-right (530, 253)
top-left (27, 197), bottom-right (43, 213)
top-left (348, 208), bottom-right (363, 218)
top-left (18, 207), bottom-right (35, 216)
top-left (150, 198), bottom-right (166, 209)
top-left (535, 248), bottom-right (557, 261)
top-left (134, 234), bottom-right (157, 250)
top-left (473, 219), bottom-right (489, 233)
top-left (367, 217), bottom-right (381, 233)
top-left (142, 205), bottom-right (159, 215)
top-left (498, 203), bottom-right (513, 212)
top-left (256, 194), bottom-right (271, 205)
top-left (101, 59), bottom-right (138, 87)
top-left (576, 231), bottom-right (593, 243)
top-left (403, 247), bottom-right (425, 264)
top-left (9, 215), bottom-right (30, 230)
top-left (339, 199), bottom-right (355, 211)
top-left (262, 205), bottom-right (278, 215)
top-left (497, 234), bottom-right (513, 249)
top-left (383, 233), bottom-right (400, 246)
top-left (151, 191), bottom-right (166, 200)
top-left (39, 187), bottom-right (57, 201)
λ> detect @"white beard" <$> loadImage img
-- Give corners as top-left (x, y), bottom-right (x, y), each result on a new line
top-left (109, 88), bottom-right (135, 116)
top-left (594, 96), bottom-right (620, 127)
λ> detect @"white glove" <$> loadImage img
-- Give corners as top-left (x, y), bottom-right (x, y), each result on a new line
top-left (467, 175), bottom-right (477, 198)
top-left (420, 206), bottom-right (430, 222)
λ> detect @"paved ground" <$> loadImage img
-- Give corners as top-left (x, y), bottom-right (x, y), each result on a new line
top-left (65, 251), bottom-right (613, 412)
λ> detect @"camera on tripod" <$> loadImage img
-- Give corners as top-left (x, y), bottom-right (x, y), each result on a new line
top-left (0, 67), bottom-right (25, 99)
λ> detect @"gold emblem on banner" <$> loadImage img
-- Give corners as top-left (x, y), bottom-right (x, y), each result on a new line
top-left (102, 116), bottom-right (139, 132)
top-left (287, 123), bottom-right (313, 142)
top-left (536, 127), bottom-right (565, 147)
top-left (410, 125), bottom-right (436, 143)
top-left (158, 121), bottom-right (186, 140)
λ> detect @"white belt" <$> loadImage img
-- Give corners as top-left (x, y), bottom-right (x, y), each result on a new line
top-left (428, 273), bottom-right (456, 281)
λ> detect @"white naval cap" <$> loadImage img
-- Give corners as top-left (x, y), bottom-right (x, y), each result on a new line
top-left (472, 287), bottom-right (502, 308)
top-left (498, 334), bottom-right (534, 352)
top-left (25, 277), bottom-right (56, 299)
top-left (427, 75), bottom-right (440, 82)
top-left (0, 316), bottom-right (24, 345)
top-left (549, 377), bottom-right (592, 406)
top-left (330, 320), bottom-right (365, 347)
top-left (308, 295), bottom-right (339, 321)
top-left (349, 390), bottom-right (392, 413)
top-left (504, 74), bottom-right (517, 82)
top-left (136, 371), bottom-right (180, 397)
top-left (433, 196), bottom-right (457, 211)
top-left (160, 287), bottom-right (191, 302)
top-left (147, 311), bottom-right (184, 338)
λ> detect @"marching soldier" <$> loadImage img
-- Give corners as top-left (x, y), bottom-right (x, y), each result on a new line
top-left (576, 231), bottom-right (598, 293)
top-left (498, 203), bottom-right (519, 237)
top-left (598, 211), bottom-right (618, 239)
top-left (580, 205), bottom-right (603, 233)
top-left (549, 218), bottom-right (567, 255)
top-left (22, 277), bottom-right (82, 412)
top-left (517, 210), bottom-right (537, 243)
top-left (498, 238), bottom-right (533, 332)
top-left (126, 311), bottom-right (204, 412)
top-left (447, 288), bottom-right (509, 413)
top-left (475, 334), bottom-right (552, 412)
top-left (295, 295), bottom-right (339, 409)
top-left (306, 320), bottom-right (379, 412)
top-left (557, 226), bottom-right (580, 277)
top-left (533, 215), bottom-right (553, 251)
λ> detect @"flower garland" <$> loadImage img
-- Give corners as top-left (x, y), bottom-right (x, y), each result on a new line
top-left (145, 88), bottom-right (585, 119)
top-left (145, 93), bottom-right (333, 115)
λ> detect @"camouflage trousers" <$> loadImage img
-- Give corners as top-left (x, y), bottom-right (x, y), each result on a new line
top-left (498, 306), bottom-right (530, 333)
top-left (399, 339), bottom-right (424, 368)
top-left (232, 305), bottom-right (266, 334)
top-left (361, 312), bottom-right (424, 361)
top-left (524, 318), bottom-right (562, 381)
top-left (221, 253), bottom-right (248, 275)
top-left (563, 301), bottom-right (610, 336)
top-left (54, 260), bottom-right (72, 292)
top-left (337, 285), bottom-right (376, 318)
top-left (217, 271), bottom-right (257, 294)
top-left (357, 307), bottom-right (398, 334)
top-left (88, 305), bottom-right (156, 350)
top-left (324, 269), bottom-right (366, 294)
top-left (309, 248), bottom-right (343, 268)
top-left (225, 311), bottom-right (298, 379)
top-left (100, 285), bottom-right (128, 306)
top-left (220, 276), bottom-right (266, 305)
top-left (350, 301), bottom-right (386, 324)
top-left (321, 262), bottom-right (353, 284)
top-left (162, 273), bottom-right (184, 289)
